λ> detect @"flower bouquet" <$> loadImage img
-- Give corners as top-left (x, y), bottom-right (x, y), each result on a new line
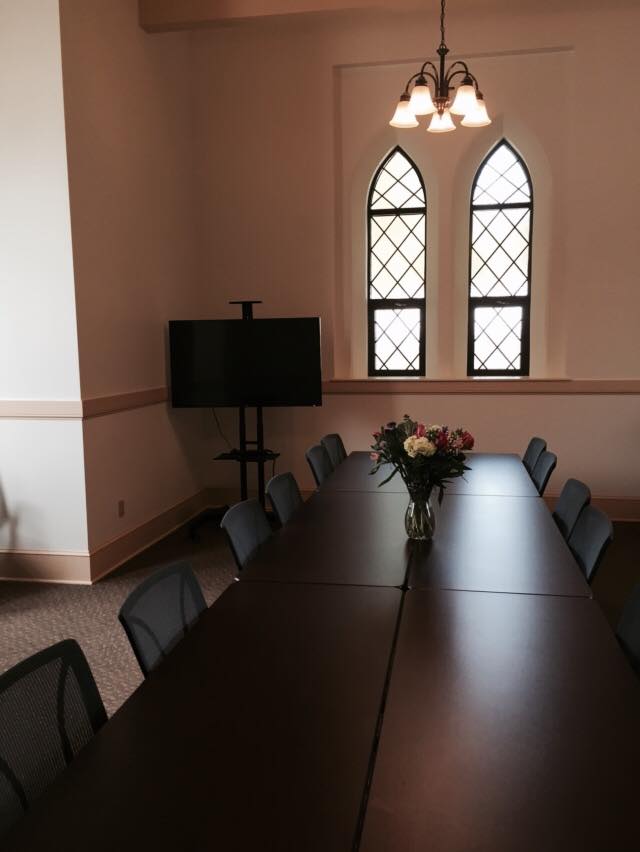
top-left (370, 415), bottom-right (475, 540)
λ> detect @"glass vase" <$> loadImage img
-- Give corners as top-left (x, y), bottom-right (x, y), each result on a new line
top-left (404, 486), bottom-right (436, 541)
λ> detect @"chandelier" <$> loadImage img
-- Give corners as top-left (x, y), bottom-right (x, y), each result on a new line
top-left (390, 0), bottom-right (491, 133)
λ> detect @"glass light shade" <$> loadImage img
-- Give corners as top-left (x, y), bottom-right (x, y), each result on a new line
top-left (450, 84), bottom-right (478, 116)
top-left (427, 109), bottom-right (456, 133)
top-left (389, 96), bottom-right (419, 128)
top-left (409, 84), bottom-right (436, 115)
top-left (461, 95), bottom-right (492, 127)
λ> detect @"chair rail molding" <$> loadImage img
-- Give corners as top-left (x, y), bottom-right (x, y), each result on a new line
top-left (1, 379), bottom-right (639, 422)
top-left (322, 378), bottom-right (640, 395)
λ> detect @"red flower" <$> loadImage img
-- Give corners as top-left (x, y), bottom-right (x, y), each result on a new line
top-left (414, 423), bottom-right (427, 438)
top-left (461, 431), bottom-right (475, 450)
top-left (436, 430), bottom-right (449, 450)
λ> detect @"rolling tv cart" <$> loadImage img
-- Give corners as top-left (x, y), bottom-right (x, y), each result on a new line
top-left (189, 300), bottom-right (280, 538)
top-left (213, 300), bottom-right (280, 510)
top-left (172, 302), bottom-right (321, 538)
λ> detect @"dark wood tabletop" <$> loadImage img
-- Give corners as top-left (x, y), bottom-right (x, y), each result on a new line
top-left (323, 451), bottom-right (539, 497)
top-left (3, 582), bottom-right (401, 852)
top-left (408, 494), bottom-right (591, 597)
top-left (240, 490), bottom-right (410, 587)
top-left (360, 590), bottom-right (640, 852)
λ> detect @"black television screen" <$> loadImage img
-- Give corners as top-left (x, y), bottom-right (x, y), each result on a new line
top-left (169, 318), bottom-right (322, 407)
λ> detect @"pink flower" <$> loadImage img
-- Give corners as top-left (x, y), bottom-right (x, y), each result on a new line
top-left (373, 431), bottom-right (381, 439)
top-left (414, 423), bottom-right (427, 438)
top-left (370, 452), bottom-right (380, 462)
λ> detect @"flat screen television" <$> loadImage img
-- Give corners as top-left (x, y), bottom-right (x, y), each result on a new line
top-left (169, 318), bottom-right (322, 408)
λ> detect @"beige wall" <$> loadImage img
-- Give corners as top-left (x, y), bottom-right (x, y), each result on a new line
top-left (59, 0), bottom-right (210, 561)
top-left (0, 0), bottom-right (80, 401)
top-left (192, 3), bottom-right (640, 380)
top-left (0, 0), bottom-right (88, 569)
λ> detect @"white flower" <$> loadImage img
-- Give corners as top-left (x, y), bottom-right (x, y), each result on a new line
top-left (404, 436), bottom-right (436, 458)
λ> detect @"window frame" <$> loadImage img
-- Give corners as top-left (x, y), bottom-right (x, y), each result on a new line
top-left (367, 147), bottom-right (427, 377)
top-left (467, 140), bottom-right (533, 377)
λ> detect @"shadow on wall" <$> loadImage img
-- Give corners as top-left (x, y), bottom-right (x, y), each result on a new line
top-left (0, 477), bottom-right (18, 554)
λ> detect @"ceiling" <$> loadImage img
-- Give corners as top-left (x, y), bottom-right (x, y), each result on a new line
top-left (139, 0), bottom-right (627, 33)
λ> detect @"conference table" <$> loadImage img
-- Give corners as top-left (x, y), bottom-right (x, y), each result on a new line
top-left (4, 453), bottom-right (639, 851)
top-left (5, 582), bottom-right (401, 850)
top-left (360, 589), bottom-right (640, 852)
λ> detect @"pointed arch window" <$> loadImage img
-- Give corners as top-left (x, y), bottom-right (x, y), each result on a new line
top-left (468, 140), bottom-right (533, 376)
top-left (368, 147), bottom-right (426, 376)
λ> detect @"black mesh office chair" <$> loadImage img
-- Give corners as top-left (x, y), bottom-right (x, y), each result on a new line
top-left (118, 562), bottom-right (207, 677)
top-left (220, 499), bottom-right (272, 571)
top-left (321, 434), bottom-right (347, 469)
top-left (266, 472), bottom-right (303, 527)
top-left (567, 505), bottom-right (613, 584)
top-left (616, 585), bottom-right (640, 674)
top-left (552, 478), bottom-right (591, 541)
top-left (522, 436), bottom-right (547, 475)
top-left (305, 444), bottom-right (333, 487)
top-left (0, 639), bottom-right (107, 839)
top-left (531, 450), bottom-right (557, 496)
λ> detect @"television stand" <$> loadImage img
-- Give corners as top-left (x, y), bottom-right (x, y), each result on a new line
top-left (215, 300), bottom-right (280, 510)
top-left (214, 404), bottom-right (280, 509)
top-left (214, 445), bottom-right (280, 508)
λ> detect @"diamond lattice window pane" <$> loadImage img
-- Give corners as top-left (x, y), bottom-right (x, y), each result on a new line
top-left (473, 306), bottom-right (523, 372)
top-left (369, 212), bottom-right (425, 300)
top-left (370, 150), bottom-right (426, 211)
top-left (470, 207), bottom-right (531, 298)
top-left (373, 308), bottom-right (422, 372)
top-left (472, 142), bottom-right (532, 205)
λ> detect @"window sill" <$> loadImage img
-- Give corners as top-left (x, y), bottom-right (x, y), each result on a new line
top-left (322, 378), bottom-right (640, 395)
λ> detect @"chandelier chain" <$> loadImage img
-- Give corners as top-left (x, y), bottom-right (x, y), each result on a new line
top-left (440, 0), bottom-right (446, 48)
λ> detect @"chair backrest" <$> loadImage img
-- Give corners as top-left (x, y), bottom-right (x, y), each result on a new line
top-left (321, 434), bottom-right (347, 469)
top-left (522, 436), bottom-right (547, 475)
top-left (617, 584), bottom-right (640, 674)
top-left (220, 499), bottom-right (272, 571)
top-left (266, 472), bottom-right (303, 527)
top-left (305, 444), bottom-right (333, 487)
top-left (567, 505), bottom-right (613, 584)
top-left (552, 478), bottom-right (591, 541)
top-left (118, 562), bottom-right (206, 677)
top-left (0, 639), bottom-right (106, 839)
top-left (531, 450), bottom-right (557, 496)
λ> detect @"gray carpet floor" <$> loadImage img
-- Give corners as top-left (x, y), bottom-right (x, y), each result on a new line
top-left (0, 518), bottom-right (638, 717)
top-left (0, 520), bottom-right (236, 716)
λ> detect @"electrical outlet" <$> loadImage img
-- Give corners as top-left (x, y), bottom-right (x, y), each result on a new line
top-left (117, 500), bottom-right (125, 518)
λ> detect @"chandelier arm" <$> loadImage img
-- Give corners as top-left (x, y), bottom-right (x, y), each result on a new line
top-left (421, 70), bottom-right (439, 90)
top-left (404, 67), bottom-right (439, 96)
top-left (419, 60), bottom-right (439, 78)
top-left (446, 68), bottom-right (473, 85)
top-left (444, 60), bottom-right (470, 81)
